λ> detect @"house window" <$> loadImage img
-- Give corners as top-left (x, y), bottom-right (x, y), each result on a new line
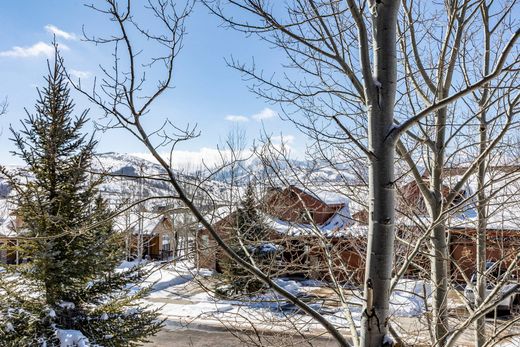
top-left (162, 234), bottom-right (171, 251)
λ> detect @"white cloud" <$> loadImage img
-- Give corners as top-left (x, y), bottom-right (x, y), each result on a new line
top-left (252, 107), bottom-right (276, 121)
top-left (44, 25), bottom-right (77, 41)
top-left (271, 134), bottom-right (295, 145)
top-left (225, 115), bottom-right (249, 122)
top-left (224, 108), bottom-right (277, 122)
top-left (0, 41), bottom-right (69, 58)
top-left (69, 69), bottom-right (92, 79)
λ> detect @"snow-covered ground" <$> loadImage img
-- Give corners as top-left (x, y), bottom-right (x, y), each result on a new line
top-left (56, 260), bottom-right (514, 346)
top-left (56, 329), bottom-right (90, 347)
top-left (128, 260), bottom-right (434, 338)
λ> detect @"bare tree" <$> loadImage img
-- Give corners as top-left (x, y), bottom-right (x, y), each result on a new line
top-left (395, 1), bottom-right (519, 344)
top-left (201, 0), bottom-right (519, 345)
top-left (0, 97), bottom-right (7, 136)
top-left (472, 3), bottom-right (518, 345)
top-left (68, 0), bottom-right (520, 345)
top-left (74, 0), bottom-right (350, 346)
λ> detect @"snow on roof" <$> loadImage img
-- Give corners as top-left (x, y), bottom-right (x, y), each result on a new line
top-left (292, 185), bottom-right (350, 205)
top-left (112, 212), bottom-right (168, 235)
top-left (321, 204), bottom-right (352, 231)
top-left (264, 214), bottom-right (365, 238)
top-left (198, 205), bottom-right (236, 229)
top-left (349, 201), bottom-right (367, 216)
top-left (141, 214), bottom-right (164, 234)
top-left (263, 214), bottom-right (317, 237)
top-left (261, 201), bottom-right (365, 238)
top-left (443, 171), bottom-right (520, 231)
top-left (450, 209), bottom-right (520, 231)
top-left (384, 169), bottom-right (520, 232)
top-left (112, 213), bottom-right (139, 232)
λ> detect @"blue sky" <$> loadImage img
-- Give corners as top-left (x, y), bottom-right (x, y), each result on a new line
top-left (0, 1), bottom-right (299, 167)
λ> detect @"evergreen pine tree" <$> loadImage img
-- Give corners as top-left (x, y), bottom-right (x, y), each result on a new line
top-left (217, 181), bottom-right (268, 296)
top-left (235, 181), bottom-right (268, 243)
top-left (0, 47), bottom-right (162, 346)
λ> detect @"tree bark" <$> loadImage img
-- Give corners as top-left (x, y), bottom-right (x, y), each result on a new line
top-left (361, 1), bottom-right (400, 345)
top-left (475, 4), bottom-right (491, 344)
top-left (430, 104), bottom-right (450, 346)
top-left (430, 217), bottom-right (450, 345)
top-left (475, 143), bottom-right (487, 346)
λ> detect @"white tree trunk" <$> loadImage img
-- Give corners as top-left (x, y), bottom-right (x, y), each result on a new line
top-left (430, 217), bottom-right (450, 345)
top-left (475, 153), bottom-right (487, 346)
top-left (361, 2), bottom-right (400, 345)
top-left (430, 106), bottom-right (450, 346)
top-left (475, 6), bottom-right (490, 343)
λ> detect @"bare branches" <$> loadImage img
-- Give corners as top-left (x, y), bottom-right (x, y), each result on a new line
top-left (392, 28), bottom-right (519, 140)
top-left (332, 116), bottom-right (372, 158)
top-left (76, 1), bottom-right (353, 345)
top-left (71, 0), bottom-right (520, 345)
top-left (447, 92), bottom-right (520, 206)
top-left (0, 97), bottom-right (7, 117)
top-left (81, 0), bottom-right (193, 122)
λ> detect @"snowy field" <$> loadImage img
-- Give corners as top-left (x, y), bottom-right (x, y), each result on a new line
top-left (136, 261), bottom-right (520, 346)
top-left (22, 259), bottom-right (517, 346)
top-left (120, 260), bottom-right (437, 344)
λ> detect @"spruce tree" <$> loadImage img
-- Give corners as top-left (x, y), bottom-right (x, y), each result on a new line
top-left (0, 48), bottom-right (162, 346)
top-left (235, 182), bottom-right (268, 243)
top-left (217, 181), bottom-right (268, 296)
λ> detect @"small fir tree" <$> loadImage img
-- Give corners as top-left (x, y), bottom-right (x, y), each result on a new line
top-left (217, 182), bottom-right (269, 296)
top-left (0, 47), bottom-right (162, 346)
top-left (235, 182), bottom-right (268, 243)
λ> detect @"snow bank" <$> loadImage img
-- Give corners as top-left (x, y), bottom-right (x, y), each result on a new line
top-left (273, 278), bottom-right (302, 295)
top-left (390, 279), bottom-right (431, 317)
top-left (56, 329), bottom-right (89, 347)
top-left (139, 260), bottom-right (433, 338)
top-left (117, 259), bottom-right (146, 271)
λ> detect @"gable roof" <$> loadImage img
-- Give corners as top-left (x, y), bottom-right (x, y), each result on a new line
top-left (292, 185), bottom-right (349, 206)
top-left (113, 212), bottom-right (171, 235)
top-left (262, 196), bottom-right (355, 238)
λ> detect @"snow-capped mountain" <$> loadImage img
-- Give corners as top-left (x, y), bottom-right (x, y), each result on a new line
top-left (92, 152), bottom-right (229, 209)
top-left (0, 152), bottom-right (223, 211)
top-left (0, 151), bottom-right (368, 212)
top-left (93, 152), bottom-right (173, 203)
top-left (210, 156), bottom-right (367, 186)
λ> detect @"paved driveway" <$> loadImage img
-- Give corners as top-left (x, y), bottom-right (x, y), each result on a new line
top-left (144, 328), bottom-right (340, 347)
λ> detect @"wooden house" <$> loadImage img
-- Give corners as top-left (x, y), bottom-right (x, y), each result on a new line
top-left (262, 185), bottom-right (346, 224)
top-left (395, 172), bottom-right (520, 282)
top-left (113, 212), bottom-right (176, 261)
top-left (197, 170), bottom-right (520, 285)
top-left (196, 185), bottom-right (363, 282)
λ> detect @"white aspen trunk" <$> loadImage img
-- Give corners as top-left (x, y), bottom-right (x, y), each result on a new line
top-left (430, 213), bottom-right (449, 345)
top-left (475, 135), bottom-right (487, 346)
top-left (361, 1), bottom-right (400, 345)
top-left (125, 211), bottom-right (131, 260)
top-left (475, 6), bottom-right (490, 344)
top-left (429, 105), bottom-right (450, 346)
top-left (137, 164), bottom-right (145, 262)
top-left (137, 212), bottom-right (143, 261)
